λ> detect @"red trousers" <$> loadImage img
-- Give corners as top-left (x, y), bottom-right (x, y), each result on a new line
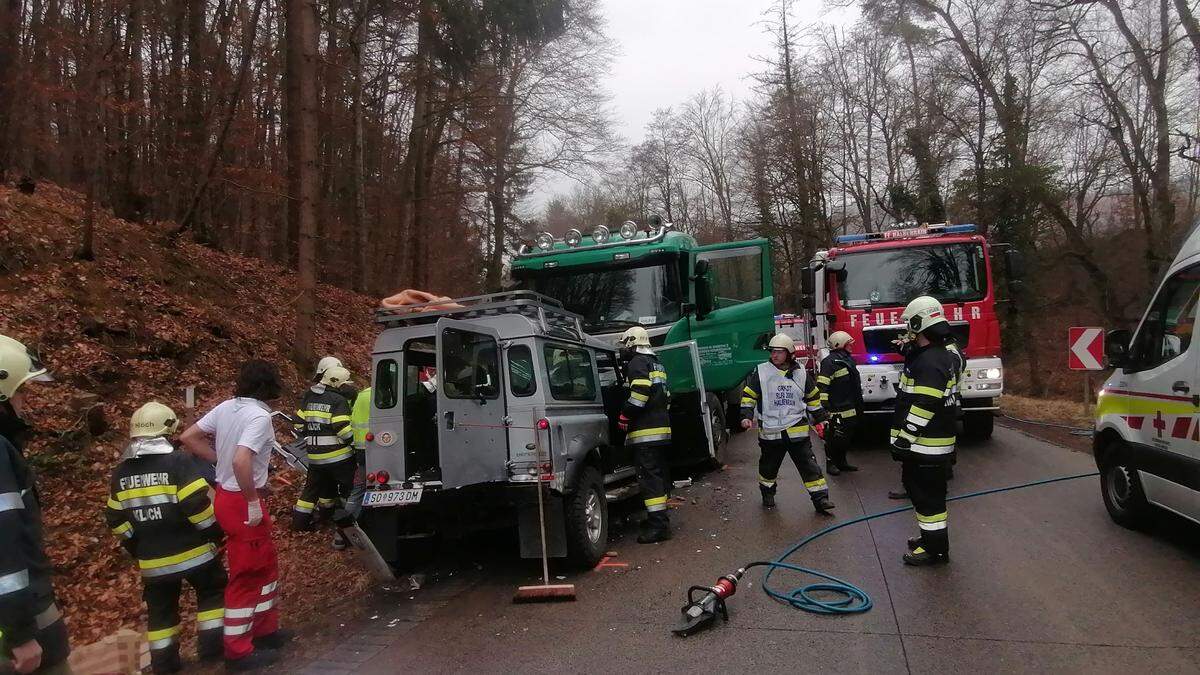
top-left (214, 487), bottom-right (281, 660)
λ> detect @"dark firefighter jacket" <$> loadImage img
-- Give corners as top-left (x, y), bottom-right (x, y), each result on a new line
top-left (817, 349), bottom-right (863, 417)
top-left (0, 424), bottom-right (62, 650)
top-left (890, 342), bottom-right (961, 465)
top-left (105, 441), bottom-right (223, 582)
top-left (620, 352), bottom-right (672, 446)
top-left (295, 385), bottom-right (354, 465)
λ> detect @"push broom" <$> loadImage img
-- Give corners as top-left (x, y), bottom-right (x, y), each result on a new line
top-left (513, 423), bottom-right (576, 603)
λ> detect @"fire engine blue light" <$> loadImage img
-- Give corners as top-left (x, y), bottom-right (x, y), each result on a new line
top-left (868, 354), bottom-right (881, 363)
top-left (834, 233), bottom-right (869, 244)
top-left (943, 224), bottom-right (977, 234)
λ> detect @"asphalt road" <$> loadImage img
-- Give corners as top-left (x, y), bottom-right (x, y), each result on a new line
top-left (279, 424), bottom-right (1200, 674)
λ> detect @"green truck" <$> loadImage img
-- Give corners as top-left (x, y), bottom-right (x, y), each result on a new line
top-left (510, 218), bottom-right (776, 465)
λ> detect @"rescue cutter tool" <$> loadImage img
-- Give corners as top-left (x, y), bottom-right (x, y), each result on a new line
top-left (270, 412), bottom-right (395, 583)
top-left (672, 569), bottom-right (744, 636)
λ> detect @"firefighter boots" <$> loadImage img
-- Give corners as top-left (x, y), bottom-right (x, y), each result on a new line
top-left (760, 484), bottom-right (776, 509)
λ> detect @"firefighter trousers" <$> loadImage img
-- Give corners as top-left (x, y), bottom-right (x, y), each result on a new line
top-left (214, 487), bottom-right (281, 661)
top-left (902, 461), bottom-right (949, 555)
top-left (758, 437), bottom-right (828, 505)
top-left (632, 442), bottom-right (671, 532)
top-left (143, 561), bottom-right (227, 673)
top-left (825, 416), bottom-right (857, 468)
top-left (292, 458), bottom-right (356, 530)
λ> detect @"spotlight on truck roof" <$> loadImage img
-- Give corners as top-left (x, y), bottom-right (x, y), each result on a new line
top-left (619, 221), bottom-right (638, 240)
top-left (565, 229), bottom-right (583, 247)
top-left (592, 225), bottom-right (610, 244)
top-left (535, 232), bottom-right (555, 251)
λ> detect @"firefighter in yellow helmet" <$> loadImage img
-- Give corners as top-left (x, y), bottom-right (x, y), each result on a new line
top-left (617, 326), bottom-right (673, 543)
top-left (292, 366), bottom-right (357, 531)
top-left (105, 402), bottom-right (226, 673)
top-left (817, 331), bottom-right (862, 475)
top-left (0, 335), bottom-right (70, 674)
top-left (740, 334), bottom-right (834, 513)
top-left (892, 296), bottom-right (962, 566)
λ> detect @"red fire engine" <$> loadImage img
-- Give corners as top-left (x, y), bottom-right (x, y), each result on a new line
top-left (794, 222), bottom-right (1021, 439)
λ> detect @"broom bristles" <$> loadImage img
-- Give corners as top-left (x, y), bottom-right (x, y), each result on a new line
top-left (513, 584), bottom-right (577, 603)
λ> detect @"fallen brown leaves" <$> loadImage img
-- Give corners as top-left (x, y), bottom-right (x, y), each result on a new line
top-left (0, 181), bottom-right (375, 647)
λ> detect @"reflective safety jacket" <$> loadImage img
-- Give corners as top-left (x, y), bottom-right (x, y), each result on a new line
top-left (817, 349), bottom-right (863, 417)
top-left (0, 428), bottom-right (60, 649)
top-left (294, 385), bottom-right (354, 465)
top-left (741, 361), bottom-right (825, 441)
top-left (105, 439), bottom-right (223, 581)
top-left (890, 342), bottom-right (960, 464)
top-left (352, 387), bottom-right (372, 452)
top-left (621, 351), bottom-right (672, 446)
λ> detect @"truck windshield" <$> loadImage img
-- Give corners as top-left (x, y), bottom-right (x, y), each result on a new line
top-left (522, 264), bottom-right (683, 332)
top-left (836, 243), bottom-right (987, 308)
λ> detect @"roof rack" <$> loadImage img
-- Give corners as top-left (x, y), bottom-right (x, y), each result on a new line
top-left (373, 291), bottom-right (586, 340)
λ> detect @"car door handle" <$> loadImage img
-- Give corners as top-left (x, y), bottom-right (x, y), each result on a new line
top-left (1172, 381), bottom-right (1190, 394)
top-left (444, 411), bottom-right (454, 430)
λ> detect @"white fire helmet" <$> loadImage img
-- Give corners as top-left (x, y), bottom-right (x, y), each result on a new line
top-left (901, 296), bottom-right (948, 334)
top-left (617, 326), bottom-right (651, 349)
top-left (321, 366), bottom-right (353, 388)
top-left (0, 334), bottom-right (52, 402)
top-left (768, 333), bottom-right (795, 352)
top-left (827, 331), bottom-right (854, 350)
top-left (314, 356), bottom-right (343, 379)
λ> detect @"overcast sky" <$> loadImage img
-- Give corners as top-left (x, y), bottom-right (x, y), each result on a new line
top-left (527, 0), bottom-right (857, 211)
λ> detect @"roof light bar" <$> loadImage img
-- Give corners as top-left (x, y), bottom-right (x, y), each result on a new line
top-left (834, 222), bottom-right (978, 245)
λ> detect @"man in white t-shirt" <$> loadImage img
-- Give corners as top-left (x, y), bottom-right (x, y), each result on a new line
top-left (180, 360), bottom-right (290, 671)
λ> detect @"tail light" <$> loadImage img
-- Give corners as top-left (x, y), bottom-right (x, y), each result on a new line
top-left (375, 470), bottom-right (390, 485)
top-left (365, 432), bottom-right (375, 442)
top-left (537, 418), bottom-right (550, 430)
top-left (366, 472), bottom-right (377, 483)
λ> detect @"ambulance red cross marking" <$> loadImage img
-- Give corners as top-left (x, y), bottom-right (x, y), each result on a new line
top-left (1152, 411), bottom-right (1166, 438)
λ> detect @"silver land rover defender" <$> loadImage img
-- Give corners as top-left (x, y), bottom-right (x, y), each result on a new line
top-left (357, 292), bottom-right (714, 569)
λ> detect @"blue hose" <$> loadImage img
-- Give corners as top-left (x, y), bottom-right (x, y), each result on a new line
top-left (747, 471), bottom-right (1100, 615)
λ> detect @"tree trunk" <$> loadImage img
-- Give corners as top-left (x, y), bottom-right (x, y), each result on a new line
top-left (0, 0), bottom-right (21, 171)
top-left (350, 1), bottom-right (368, 292)
top-left (172, 0), bottom-right (266, 242)
top-left (394, 0), bottom-right (435, 287)
top-left (286, 0), bottom-right (320, 366)
top-left (1177, 0), bottom-right (1200, 62)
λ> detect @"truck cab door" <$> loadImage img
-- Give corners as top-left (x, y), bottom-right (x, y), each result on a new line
top-left (435, 319), bottom-right (508, 490)
top-left (657, 340), bottom-right (715, 465)
top-left (1115, 263), bottom-right (1200, 517)
top-left (681, 240), bottom-right (775, 395)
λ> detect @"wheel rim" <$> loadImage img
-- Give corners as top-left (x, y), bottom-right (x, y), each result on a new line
top-left (1106, 464), bottom-right (1134, 508)
top-left (709, 409), bottom-right (726, 459)
top-left (585, 489), bottom-right (603, 544)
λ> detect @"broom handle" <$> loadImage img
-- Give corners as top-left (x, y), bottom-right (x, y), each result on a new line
top-left (536, 424), bottom-right (550, 587)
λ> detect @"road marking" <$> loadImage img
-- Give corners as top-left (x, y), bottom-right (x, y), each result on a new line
top-left (594, 556), bottom-right (629, 571)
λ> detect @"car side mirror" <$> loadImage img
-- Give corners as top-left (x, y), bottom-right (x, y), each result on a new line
top-left (824, 260), bottom-right (847, 283)
top-left (1106, 329), bottom-right (1131, 369)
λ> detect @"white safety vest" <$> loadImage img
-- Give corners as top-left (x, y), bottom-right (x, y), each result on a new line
top-left (755, 362), bottom-right (811, 434)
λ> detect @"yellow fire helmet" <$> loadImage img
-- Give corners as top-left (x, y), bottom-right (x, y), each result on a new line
top-left (130, 401), bottom-right (180, 439)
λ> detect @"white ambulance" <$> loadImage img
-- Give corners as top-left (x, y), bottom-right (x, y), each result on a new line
top-left (1095, 222), bottom-right (1200, 528)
